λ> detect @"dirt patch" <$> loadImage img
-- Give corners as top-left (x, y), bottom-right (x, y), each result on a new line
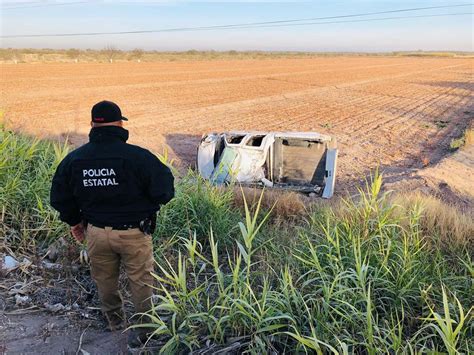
top-left (0, 252), bottom-right (162, 354)
top-left (418, 141), bottom-right (473, 193)
top-left (0, 312), bottom-right (128, 354)
top-left (384, 123), bottom-right (474, 212)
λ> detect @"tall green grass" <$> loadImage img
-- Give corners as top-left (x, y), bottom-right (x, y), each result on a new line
top-left (0, 128), bottom-right (69, 252)
top-left (2, 128), bottom-right (472, 353)
top-left (155, 173), bottom-right (241, 247)
top-left (137, 173), bottom-right (472, 353)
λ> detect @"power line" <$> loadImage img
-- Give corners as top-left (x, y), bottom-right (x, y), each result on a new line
top-left (165, 4), bottom-right (473, 28)
top-left (3, 12), bottom-right (471, 38)
top-left (1, 6), bottom-right (472, 38)
top-left (248, 12), bottom-right (473, 29)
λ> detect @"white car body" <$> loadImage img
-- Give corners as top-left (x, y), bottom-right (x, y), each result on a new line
top-left (197, 131), bottom-right (338, 198)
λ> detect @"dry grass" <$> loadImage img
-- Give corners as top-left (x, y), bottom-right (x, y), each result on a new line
top-left (450, 124), bottom-right (474, 150)
top-left (464, 127), bottom-right (474, 146)
top-left (394, 192), bottom-right (474, 250)
top-left (233, 186), bottom-right (307, 219)
top-left (234, 184), bottom-right (474, 252)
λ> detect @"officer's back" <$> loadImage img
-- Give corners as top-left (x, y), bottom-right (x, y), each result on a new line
top-left (51, 101), bottom-right (174, 227)
top-left (50, 101), bottom-right (174, 343)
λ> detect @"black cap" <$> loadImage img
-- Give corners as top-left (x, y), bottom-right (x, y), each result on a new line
top-left (91, 100), bottom-right (128, 123)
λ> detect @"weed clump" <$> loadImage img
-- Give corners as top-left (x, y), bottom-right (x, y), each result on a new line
top-left (450, 125), bottom-right (474, 151)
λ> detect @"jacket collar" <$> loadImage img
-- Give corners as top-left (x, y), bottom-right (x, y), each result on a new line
top-left (89, 126), bottom-right (129, 143)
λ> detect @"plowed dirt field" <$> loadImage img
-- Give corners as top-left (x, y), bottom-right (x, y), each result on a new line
top-left (1, 57), bottom-right (473, 192)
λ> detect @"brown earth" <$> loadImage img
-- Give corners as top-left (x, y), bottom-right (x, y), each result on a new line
top-left (1, 56), bottom-right (473, 199)
top-left (0, 255), bottom-right (165, 354)
top-left (1, 312), bottom-right (128, 354)
top-left (1, 57), bottom-right (473, 193)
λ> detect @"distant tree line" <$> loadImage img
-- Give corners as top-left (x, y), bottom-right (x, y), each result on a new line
top-left (0, 47), bottom-right (472, 63)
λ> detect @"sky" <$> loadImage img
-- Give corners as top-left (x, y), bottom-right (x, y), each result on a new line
top-left (0, 0), bottom-right (473, 52)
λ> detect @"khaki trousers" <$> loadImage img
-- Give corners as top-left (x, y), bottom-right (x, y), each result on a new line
top-left (86, 225), bottom-right (154, 318)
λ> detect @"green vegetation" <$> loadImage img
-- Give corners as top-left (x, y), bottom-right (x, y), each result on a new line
top-left (434, 119), bottom-right (450, 129)
top-left (450, 126), bottom-right (474, 151)
top-left (450, 137), bottom-right (465, 151)
top-left (1, 128), bottom-right (472, 353)
top-left (0, 128), bottom-right (69, 252)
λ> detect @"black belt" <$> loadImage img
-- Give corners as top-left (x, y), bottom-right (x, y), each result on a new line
top-left (89, 222), bottom-right (140, 230)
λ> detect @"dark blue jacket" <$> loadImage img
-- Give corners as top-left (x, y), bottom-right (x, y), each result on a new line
top-left (50, 126), bottom-right (174, 226)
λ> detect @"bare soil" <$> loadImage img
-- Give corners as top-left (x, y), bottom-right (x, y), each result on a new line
top-left (0, 254), bottom-right (163, 354)
top-left (1, 57), bottom-right (473, 197)
top-left (1, 312), bottom-right (128, 354)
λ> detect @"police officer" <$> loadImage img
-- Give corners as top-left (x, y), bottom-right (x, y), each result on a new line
top-left (50, 100), bottom-right (174, 340)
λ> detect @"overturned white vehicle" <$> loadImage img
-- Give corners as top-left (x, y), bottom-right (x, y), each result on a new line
top-left (197, 131), bottom-right (338, 198)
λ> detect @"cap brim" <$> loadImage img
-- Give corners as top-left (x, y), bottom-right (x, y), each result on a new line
top-left (121, 116), bottom-right (129, 121)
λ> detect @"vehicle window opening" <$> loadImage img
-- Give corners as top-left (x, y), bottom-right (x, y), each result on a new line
top-left (226, 135), bottom-right (245, 144)
top-left (214, 136), bottom-right (226, 166)
top-left (246, 135), bottom-right (265, 147)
